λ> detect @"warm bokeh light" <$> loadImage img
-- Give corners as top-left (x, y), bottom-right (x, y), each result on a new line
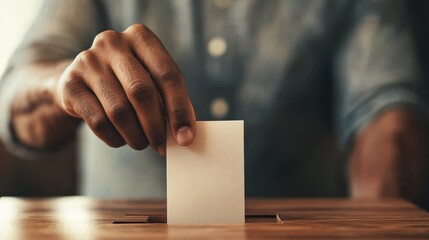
top-left (54, 197), bottom-right (95, 240)
top-left (0, 197), bottom-right (23, 239)
top-left (0, 0), bottom-right (43, 75)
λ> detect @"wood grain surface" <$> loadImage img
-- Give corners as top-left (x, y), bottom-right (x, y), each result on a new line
top-left (0, 197), bottom-right (428, 239)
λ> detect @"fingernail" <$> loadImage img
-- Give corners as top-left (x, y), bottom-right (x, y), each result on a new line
top-left (176, 126), bottom-right (193, 146)
top-left (157, 143), bottom-right (166, 157)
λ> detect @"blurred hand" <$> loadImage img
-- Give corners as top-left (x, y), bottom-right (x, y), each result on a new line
top-left (55, 24), bottom-right (196, 155)
top-left (349, 109), bottom-right (428, 203)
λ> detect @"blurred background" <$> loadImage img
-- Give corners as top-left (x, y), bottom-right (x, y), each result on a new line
top-left (0, 0), bottom-right (77, 196)
top-left (0, 0), bottom-right (428, 198)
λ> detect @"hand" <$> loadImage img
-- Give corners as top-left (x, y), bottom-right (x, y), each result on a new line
top-left (55, 24), bottom-right (196, 155)
top-left (349, 109), bottom-right (428, 203)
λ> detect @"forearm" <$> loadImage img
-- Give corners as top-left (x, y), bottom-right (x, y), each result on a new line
top-left (9, 60), bottom-right (81, 150)
top-left (348, 108), bottom-right (429, 201)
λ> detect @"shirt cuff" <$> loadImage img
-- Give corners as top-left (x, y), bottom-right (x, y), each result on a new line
top-left (340, 87), bottom-right (428, 148)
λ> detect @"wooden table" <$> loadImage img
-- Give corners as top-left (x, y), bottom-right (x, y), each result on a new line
top-left (0, 197), bottom-right (428, 239)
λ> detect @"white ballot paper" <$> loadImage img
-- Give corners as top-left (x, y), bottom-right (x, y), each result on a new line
top-left (167, 120), bottom-right (245, 224)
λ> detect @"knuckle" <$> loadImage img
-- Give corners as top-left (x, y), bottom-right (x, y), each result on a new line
top-left (126, 24), bottom-right (149, 36)
top-left (62, 72), bottom-right (83, 97)
top-left (170, 102), bottom-right (189, 120)
top-left (93, 30), bottom-right (120, 47)
top-left (107, 103), bottom-right (131, 122)
top-left (125, 24), bottom-right (158, 47)
top-left (76, 50), bottom-right (97, 67)
top-left (155, 66), bottom-right (182, 86)
top-left (88, 115), bottom-right (110, 133)
top-left (128, 81), bottom-right (156, 103)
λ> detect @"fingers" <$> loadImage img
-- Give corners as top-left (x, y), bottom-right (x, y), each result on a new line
top-left (59, 74), bottom-right (125, 148)
top-left (59, 50), bottom-right (150, 151)
top-left (82, 54), bottom-right (149, 150)
top-left (124, 24), bottom-right (196, 146)
top-left (110, 50), bottom-right (166, 154)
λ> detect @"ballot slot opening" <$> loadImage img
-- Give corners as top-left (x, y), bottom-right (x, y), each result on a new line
top-left (112, 214), bottom-right (280, 224)
top-left (112, 214), bottom-right (167, 224)
top-left (245, 214), bottom-right (278, 223)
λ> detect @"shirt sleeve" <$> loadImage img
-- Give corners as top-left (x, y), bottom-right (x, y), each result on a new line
top-left (334, 0), bottom-right (428, 148)
top-left (0, 0), bottom-right (105, 160)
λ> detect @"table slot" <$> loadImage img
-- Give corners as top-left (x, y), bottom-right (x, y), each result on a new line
top-left (113, 214), bottom-right (279, 224)
top-left (112, 214), bottom-right (166, 224)
top-left (245, 214), bottom-right (278, 223)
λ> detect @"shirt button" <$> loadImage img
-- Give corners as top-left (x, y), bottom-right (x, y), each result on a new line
top-left (213, 0), bottom-right (231, 9)
top-left (210, 98), bottom-right (229, 119)
top-left (208, 37), bottom-right (227, 57)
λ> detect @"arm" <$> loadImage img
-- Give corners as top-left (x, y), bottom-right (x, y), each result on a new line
top-left (335, 0), bottom-right (428, 202)
top-left (0, 0), bottom-right (103, 155)
top-left (349, 109), bottom-right (428, 201)
top-left (9, 60), bottom-right (79, 150)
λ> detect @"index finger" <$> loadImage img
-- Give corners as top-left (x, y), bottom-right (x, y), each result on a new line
top-left (124, 24), bottom-right (196, 146)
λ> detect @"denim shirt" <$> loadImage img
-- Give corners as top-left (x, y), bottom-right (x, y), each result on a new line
top-left (0, 0), bottom-right (425, 198)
